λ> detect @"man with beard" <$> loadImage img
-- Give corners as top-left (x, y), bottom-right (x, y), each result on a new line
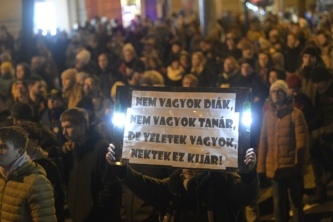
top-left (27, 75), bottom-right (46, 121)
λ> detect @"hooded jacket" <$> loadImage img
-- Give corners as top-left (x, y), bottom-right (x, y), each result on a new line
top-left (0, 161), bottom-right (56, 221)
top-left (115, 166), bottom-right (259, 222)
top-left (258, 101), bottom-right (309, 179)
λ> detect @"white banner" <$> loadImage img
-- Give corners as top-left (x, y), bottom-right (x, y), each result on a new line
top-left (131, 90), bottom-right (237, 112)
top-left (122, 90), bottom-right (239, 170)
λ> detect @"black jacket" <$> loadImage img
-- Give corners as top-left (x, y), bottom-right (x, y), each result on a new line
top-left (66, 131), bottom-right (121, 222)
top-left (114, 166), bottom-right (259, 222)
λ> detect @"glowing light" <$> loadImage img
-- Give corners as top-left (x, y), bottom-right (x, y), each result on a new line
top-left (112, 113), bottom-right (126, 127)
top-left (34, 2), bottom-right (57, 35)
top-left (242, 111), bottom-right (252, 127)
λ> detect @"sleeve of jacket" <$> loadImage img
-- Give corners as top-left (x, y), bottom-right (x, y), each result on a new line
top-left (118, 166), bottom-right (171, 212)
top-left (28, 176), bottom-right (57, 222)
top-left (257, 112), bottom-right (268, 174)
top-left (95, 140), bottom-right (122, 222)
top-left (294, 109), bottom-right (309, 175)
top-left (227, 170), bottom-right (260, 209)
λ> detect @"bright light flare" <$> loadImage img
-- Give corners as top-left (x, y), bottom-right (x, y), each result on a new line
top-left (242, 111), bottom-right (252, 127)
top-left (112, 113), bottom-right (126, 127)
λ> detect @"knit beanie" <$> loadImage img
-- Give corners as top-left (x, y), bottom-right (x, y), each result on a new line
top-left (286, 74), bottom-right (302, 88)
top-left (1, 61), bottom-right (13, 75)
top-left (270, 80), bottom-right (289, 96)
top-left (310, 66), bottom-right (332, 82)
top-left (76, 49), bottom-right (91, 65)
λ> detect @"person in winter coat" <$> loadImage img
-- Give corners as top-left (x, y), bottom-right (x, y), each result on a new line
top-left (286, 74), bottom-right (314, 125)
top-left (119, 43), bottom-right (139, 78)
top-left (15, 62), bottom-right (32, 81)
top-left (316, 29), bottom-right (333, 68)
top-left (20, 121), bottom-right (65, 222)
top-left (106, 145), bottom-right (259, 222)
top-left (97, 53), bottom-right (124, 99)
top-left (308, 66), bottom-right (333, 203)
top-left (216, 56), bottom-right (240, 88)
top-left (0, 126), bottom-right (57, 221)
top-left (61, 69), bottom-right (82, 109)
top-left (297, 47), bottom-right (325, 105)
top-left (284, 33), bottom-right (303, 74)
top-left (61, 108), bottom-right (121, 221)
top-left (258, 80), bottom-right (309, 222)
top-left (0, 61), bottom-right (15, 98)
top-left (165, 55), bottom-right (185, 87)
top-left (191, 51), bottom-right (215, 87)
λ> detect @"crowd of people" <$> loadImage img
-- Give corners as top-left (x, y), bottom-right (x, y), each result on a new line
top-left (0, 9), bottom-right (332, 222)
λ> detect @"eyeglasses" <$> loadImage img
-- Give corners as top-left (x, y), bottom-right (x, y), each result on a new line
top-left (270, 90), bottom-right (284, 95)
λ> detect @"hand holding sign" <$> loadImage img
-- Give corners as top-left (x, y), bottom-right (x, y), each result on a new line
top-left (244, 148), bottom-right (256, 171)
top-left (106, 144), bottom-right (116, 165)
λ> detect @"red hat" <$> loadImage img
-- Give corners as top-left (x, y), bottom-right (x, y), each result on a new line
top-left (286, 74), bottom-right (302, 89)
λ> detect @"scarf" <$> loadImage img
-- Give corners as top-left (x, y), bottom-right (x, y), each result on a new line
top-left (0, 152), bottom-right (30, 180)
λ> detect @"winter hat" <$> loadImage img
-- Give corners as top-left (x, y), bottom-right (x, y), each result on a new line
top-left (286, 74), bottom-right (302, 88)
top-left (302, 47), bottom-right (320, 57)
top-left (111, 81), bottom-right (125, 102)
top-left (239, 58), bottom-right (256, 69)
top-left (270, 80), bottom-right (289, 96)
top-left (76, 49), bottom-right (91, 65)
top-left (1, 61), bottom-right (13, 75)
top-left (47, 89), bottom-right (63, 101)
top-left (10, 102), bottom-right (34, 120)
top-left (143, 71), bottom-right (165, 86)
top-left (310, 66), bottom-right (332, 83)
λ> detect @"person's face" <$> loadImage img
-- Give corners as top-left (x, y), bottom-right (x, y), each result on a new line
top-left (31, 58), bottom-right (40, 70)
top-left (30, 81), bottom-right (44, 97)
top-left (274, 43), bottom-right (282, 51)
top-left (223, 58), bottom-right (235, 73)
top-left (172, 44), bottom-right (181, 54)
top-left (240, 63), bottom-right (254, 77)
top-left (61, 121), bottom-right (84, 142)
top-left (13, 118), bottom-right (25, 126)
top-left (182, 77), bottom-right (196, 87)
top-left (47, 98), bottom-right (63, 109)
top-left (98, 54), bottom-right (108, 70)
top-left (171, 60), bottom-right (180, 70)
top-left (302, 54), bottom-right (317, 66)
top-left (313, 81), bottom-right (329, 93)
top-left (83, 77), bottom-right (97, 96)
top-left (0, 140), bottom-right (23, 169)
top-left (287, 35), bottom-right (296, 48)
top-left (192, 55), bottom-right (200, 67)
top-left (269, 71), bottom-right (278, 85)
top-left (180, 56), bottom-right (188, 68)
top-left (288, 88), bottom-right (302, 97)
top-left (316, 34), bottom-right (327, 47)
top-left (16, 65), bottom-right (25, 79)
top-left (124, 50), bottom-right (133, 63)
top-left (259, 54), bottom-right (269, 68)
top-left (242, 48), bottom-right (252, 57)
top-left (270, 86), bottom-right (286, 104)
top-left (62, 76), bottom-right (73, 91)
top-left (75, 60), bottom-right (85, 70)
top-left (15, 83), bottom-right (28, 98)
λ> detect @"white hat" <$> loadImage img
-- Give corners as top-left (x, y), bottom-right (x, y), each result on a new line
top-left (76, 49), bottom-right (91, 65)
top-left (270, 80), bottom-right (289, 96)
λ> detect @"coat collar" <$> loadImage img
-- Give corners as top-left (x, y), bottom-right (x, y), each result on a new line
top-left (269, 99), bottom-right (294, 119)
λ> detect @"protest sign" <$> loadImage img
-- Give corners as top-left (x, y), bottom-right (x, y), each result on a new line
top-left (112, 87), bottom-right (251, 172)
